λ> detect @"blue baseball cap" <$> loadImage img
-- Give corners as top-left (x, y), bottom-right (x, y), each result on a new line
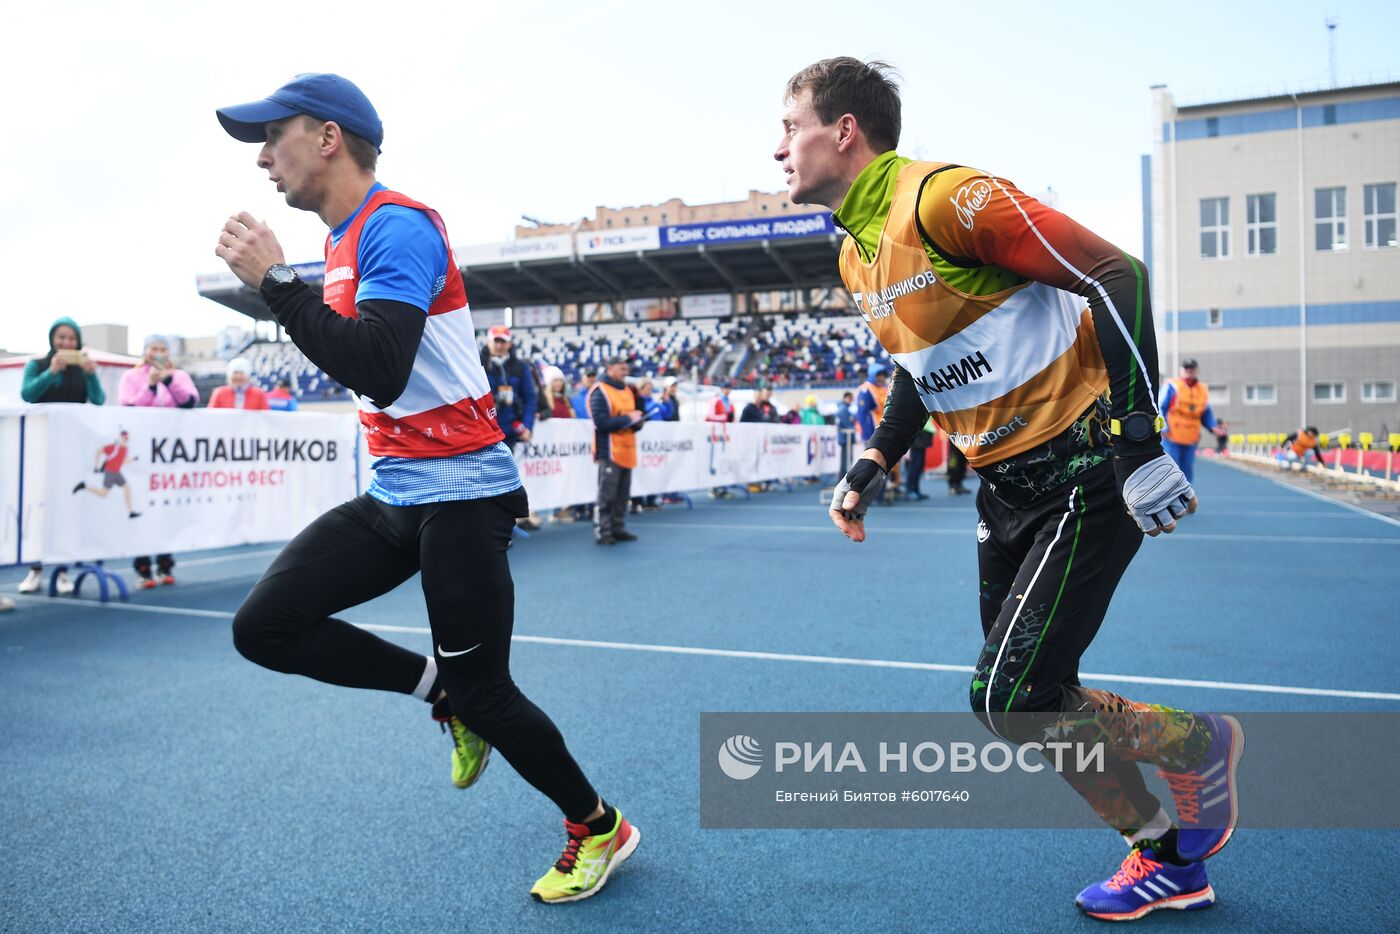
top-left (216, 73), bottom-right (383, 152)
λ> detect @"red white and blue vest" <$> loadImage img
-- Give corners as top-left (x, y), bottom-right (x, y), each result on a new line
top-left (323, 190), bottom-right (504, 458)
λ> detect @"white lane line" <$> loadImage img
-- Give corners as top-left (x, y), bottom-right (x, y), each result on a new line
top-left (705, 504), bottom-right (1360, 518)
top-left (701, 504), bottom-right (1367, 519)
top-left (178, 549), bottom-right (285, 568)
top-left (1211, 458), bottom-right (1400, 529)
top-left (643, 521), bottom-right (1400, 545)
top-left (30, 599), bottom-right (1400, 702)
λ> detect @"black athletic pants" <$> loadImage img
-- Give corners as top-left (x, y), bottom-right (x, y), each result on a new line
top-left (232, 489), bottom-right (600, 820)
top-left (970, 463), bottom-right (1192, 833)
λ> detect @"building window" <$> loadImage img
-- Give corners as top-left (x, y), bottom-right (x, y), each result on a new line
top-left (1313, 381), bottom-right (1346, 404)
top-left (1207, 383), bottom-right (1230, 405)
top-left (1315, 187), bottom-right (1347, 251)
top-left (1363, 182), bottom-right (1397, 249)
top-left (1200, 197), bottom-right (1230, 259)
top-left (1208, 308), bottom-right (1223, 328)
top-left (1243, 383), bottom-right (1276, 405)
top-left (1246, 193), bottom-right (1277, 256)
top-left (1363, 380), bottom-right (1397, 403)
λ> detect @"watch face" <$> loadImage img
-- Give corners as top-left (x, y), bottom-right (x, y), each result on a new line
top-left (1125, 414), bottom-right (1153, 442)
top-left (267, 264), bottom-right (296, 285)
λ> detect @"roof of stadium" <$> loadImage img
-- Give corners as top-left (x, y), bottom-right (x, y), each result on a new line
top-left (197, 210), bottom-right (845, 321)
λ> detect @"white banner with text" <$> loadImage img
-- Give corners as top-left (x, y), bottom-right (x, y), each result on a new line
top-left (5, 407), bottom-right (840, 564)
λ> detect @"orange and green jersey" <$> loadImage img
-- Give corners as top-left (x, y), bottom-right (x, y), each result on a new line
top-left (836, 152), bottom-right (1161, 475)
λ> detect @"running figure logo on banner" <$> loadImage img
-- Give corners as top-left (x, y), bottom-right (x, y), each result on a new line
top-left (71, 429), bottom-right (141, 520)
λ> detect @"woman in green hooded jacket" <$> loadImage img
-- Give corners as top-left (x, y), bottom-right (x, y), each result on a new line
top-left (17, 317), bottom-right (105, 596)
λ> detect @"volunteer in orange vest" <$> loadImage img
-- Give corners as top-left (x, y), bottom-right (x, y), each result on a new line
top-left (1159, 358), bottom-right (1223, 483)
top-left (589, 355), bottom-right (645, 544)
top-left (1283, 426), bottom-right (1324, 466)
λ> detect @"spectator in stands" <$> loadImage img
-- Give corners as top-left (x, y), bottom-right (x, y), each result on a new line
top-left (855, 366), bottom-right (887, 446)
top-left (836, 391), bottom-right (855, 423)
top-left (18, 316), bottom-right (105, 596)
top-left (633, 380), bottom-right (664, 510)
top-left (120, 334), bottom-right (198, 588)
top-left (636, 380), bottom-right (663, 421)
top-left (741, 386), bottom-right (779, 423)
top-left (660, 377), bottom-right (682, 421)
top-left (540, 366), bottom-right (573, 420)
top-left (482, 325), bottom-right (542, 530)
top-left (705, 380), bottom-right (736, 498)
top-left (267, 378), bottom-right (299, 412)
top-left (480, 325), bottom-right (537, 448)
top-left (800, 395), bottom-right (825, 426)
top-left (119, 335), bottom-right (198, 409)
top-left (707, 382), bottom-right (735, 424)
top-left (537, 366), bottom-right (579, 524)
top-left (590, 356), bottom-right (644, 544)
top-left (856, 366), bottom-right (898, 497)
top-left (571, 366), bottom-right (598, 418)
top-left (209, 357), bottom-right (270, 410)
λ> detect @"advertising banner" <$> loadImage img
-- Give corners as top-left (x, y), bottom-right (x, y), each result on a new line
top-left (26, 406), bottom-right (357, 564)
top-left (455, 234), bottom-right (573, 266)
top-left (5, 408), bottom-right (839, 563)
top-left (513, 419), bottom-right (841, 511)
top-left (575, 227), bottom-right (661, 255)
top-left (659, 212), bottom-right (835, 249)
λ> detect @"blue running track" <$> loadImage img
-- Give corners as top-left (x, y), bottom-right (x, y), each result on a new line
top-left (2, 458), bottom-right (1396, 931)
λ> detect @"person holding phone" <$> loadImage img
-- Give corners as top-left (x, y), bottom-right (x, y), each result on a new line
top-left (119, 336), bottom-right (198, 409)
top-left (119, 335), bottom-right (199, 587)
top-left (18, 317), bottom-right (106, 596)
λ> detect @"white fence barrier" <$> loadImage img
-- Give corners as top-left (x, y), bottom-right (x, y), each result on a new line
top-left (4, 407), bottom-right (840, 564)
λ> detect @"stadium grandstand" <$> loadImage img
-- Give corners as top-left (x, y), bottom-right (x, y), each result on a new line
top-left (194, 192), bottom-right (895, 398)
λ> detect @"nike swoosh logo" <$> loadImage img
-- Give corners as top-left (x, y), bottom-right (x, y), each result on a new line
top-left (437, 643), bottom-right (482, 657)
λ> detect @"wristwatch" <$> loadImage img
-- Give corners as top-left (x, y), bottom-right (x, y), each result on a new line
top-left (260, 263), bottom-right (299, 295)
top-left (1110, 412), bottom-right (1166, 443)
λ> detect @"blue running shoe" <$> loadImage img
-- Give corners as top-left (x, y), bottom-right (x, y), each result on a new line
top-left (1076, 846), bottom-right (1214, 921)
top-left (1158, 713), bottom-right (1244, 861)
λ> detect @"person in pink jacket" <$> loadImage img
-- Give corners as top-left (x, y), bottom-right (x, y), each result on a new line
top-left (118, 335), bottom-right (199, 409)
top-left (119, 334), bottom-right (199, 587)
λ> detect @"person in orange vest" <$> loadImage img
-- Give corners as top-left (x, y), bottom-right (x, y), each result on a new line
top-left (1159, 358), bottom-right (1224, 483)
top-left (589, 355), bottom-right (645, 544)
top-left (1283, 426), bottom-right (1324, 466)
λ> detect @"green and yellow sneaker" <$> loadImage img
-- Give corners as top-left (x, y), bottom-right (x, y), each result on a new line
top-left (530, 809), bottom-right (640, 904)
top-left (432, 711), bottom-right (491, 789)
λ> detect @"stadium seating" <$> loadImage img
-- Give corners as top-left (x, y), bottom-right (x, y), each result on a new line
top-left (200, 314), bottom-right (895, 406)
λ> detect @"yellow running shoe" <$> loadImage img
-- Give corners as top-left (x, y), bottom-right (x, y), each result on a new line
top-left (433, 712), bottom-right (491, 789)
top-left (530, 809), bottom-right (640, 903)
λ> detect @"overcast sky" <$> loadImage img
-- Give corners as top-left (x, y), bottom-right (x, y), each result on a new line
top-left (2, 0), bottom-right (1395, 356)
